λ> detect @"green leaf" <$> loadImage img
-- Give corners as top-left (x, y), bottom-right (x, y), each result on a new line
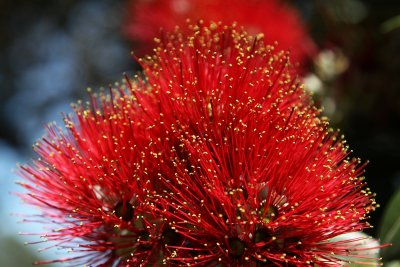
top-left (387, 261), bottom-right (400, 267)
top-left (329, 232), bottom-right (380, 266)
top-left (381, 15), bottom-right (400, 33)
top-left (379, 189), bottom-right (400, 261)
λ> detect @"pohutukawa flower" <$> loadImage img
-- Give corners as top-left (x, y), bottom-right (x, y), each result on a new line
top-left (124, 0), bottom-right (317, 70)
top-left (137, 22), bottom-right (381, 266)
top-left (18, 22), bottom-right (380, 266)
top-left (18, 88), bottom-right (170, 265)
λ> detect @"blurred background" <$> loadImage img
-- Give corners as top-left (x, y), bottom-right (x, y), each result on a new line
top-left (0, 0), bottom-right (399, 265)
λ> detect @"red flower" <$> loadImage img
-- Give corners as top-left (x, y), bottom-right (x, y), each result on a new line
top-left (124, 0), bottom-right (317, 70)
top-left (137, 22), bottom-right (379, 266)
top-left (18, 88), bottom-right (170, 265)
top-left (19, 22), bottom-right (379, 266)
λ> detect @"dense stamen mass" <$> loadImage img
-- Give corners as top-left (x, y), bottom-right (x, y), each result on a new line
top-left (125, 0), bottom-right (317, 70)
top-left (18, 21), bottom-right (381, 266)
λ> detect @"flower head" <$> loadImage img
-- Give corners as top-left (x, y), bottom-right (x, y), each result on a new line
top-left (19, 22), bottom-right (379, 266)
top-left (138, 22), bottom-right (379, 266)
top-left (18, 88), bottom-right (167, 265)
top-left (124, 0), bottom-right (317, 69)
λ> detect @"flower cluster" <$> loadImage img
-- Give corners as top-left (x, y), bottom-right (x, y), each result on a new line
top-left (19, 22), bottom-right (378, 266)
top-left (124, 0), bottom-right (316, 69)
